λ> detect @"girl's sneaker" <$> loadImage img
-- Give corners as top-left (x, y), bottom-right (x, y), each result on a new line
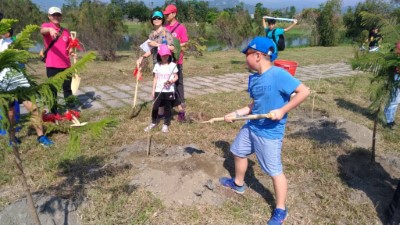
top-left (161, 125), bottom-right (169, 133)
top-left (144, 123), bottom-right (157, 132)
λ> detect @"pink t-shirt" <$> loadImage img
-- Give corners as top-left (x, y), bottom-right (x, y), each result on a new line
top-left (165, 21), bottom-right (188, 65)
top-left (41, 22), bottom-right (71, 68)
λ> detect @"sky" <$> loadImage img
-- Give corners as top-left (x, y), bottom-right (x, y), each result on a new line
top-left (242, 0), bottom-right (365, 8)
top-left (245, 0), bottom-right (363, 5)
top-left (32, 0), bottom-right (374, 12)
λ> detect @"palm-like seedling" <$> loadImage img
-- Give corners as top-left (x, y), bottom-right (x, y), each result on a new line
top-left (0, 19), bottom-right (96, 224)
top-left (350, 11), bottom-right (400, 163)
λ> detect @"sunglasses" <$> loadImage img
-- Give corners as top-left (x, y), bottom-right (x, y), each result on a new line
top-left (246, 51), bottom-right (257, 57)
top-left (152, 17), bottom-right (162, 21)
top-left (246, 51), bottom-right (268, 57)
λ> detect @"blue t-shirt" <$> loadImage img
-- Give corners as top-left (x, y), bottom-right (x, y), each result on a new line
top-left (247, 66), bottom-right (301, 139)
top-left (265, 28), bottom-right (284, 42)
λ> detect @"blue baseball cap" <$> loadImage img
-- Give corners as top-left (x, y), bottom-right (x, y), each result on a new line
top-left (152, 11), bottom-right (163, 18)
top-left (241, 37), bottom-right (278, 62)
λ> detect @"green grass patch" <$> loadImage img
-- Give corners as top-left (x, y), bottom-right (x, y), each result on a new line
top-left (124, 20), bottom-right (143, 34)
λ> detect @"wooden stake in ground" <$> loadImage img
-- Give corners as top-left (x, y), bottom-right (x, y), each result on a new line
top-left (69, 31), bottom-right (81, 96)
top-left (201, 112), bottom-right (274, 124)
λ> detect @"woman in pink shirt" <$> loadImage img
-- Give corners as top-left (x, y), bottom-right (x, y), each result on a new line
top-left (40, 6), bottom-right (75, 113)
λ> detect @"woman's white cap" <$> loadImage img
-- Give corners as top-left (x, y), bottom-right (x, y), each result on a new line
top-left (48, 7), bottom-right (62, 15)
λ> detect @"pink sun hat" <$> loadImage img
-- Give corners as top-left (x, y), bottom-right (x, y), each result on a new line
top-left (158, 44), bottom-right (171, 56)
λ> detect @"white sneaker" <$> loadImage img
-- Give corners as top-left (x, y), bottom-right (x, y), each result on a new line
top-left (144, 123), bottom-right (157, 132)
top-left (161, 125), bottom-right (169, 133)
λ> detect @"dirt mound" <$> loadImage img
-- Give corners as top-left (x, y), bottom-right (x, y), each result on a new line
top-left (113, 142), bottom-right (230, 206)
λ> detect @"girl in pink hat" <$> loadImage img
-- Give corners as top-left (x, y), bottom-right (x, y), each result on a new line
top-left (144, 44), bottom-right (178, 133)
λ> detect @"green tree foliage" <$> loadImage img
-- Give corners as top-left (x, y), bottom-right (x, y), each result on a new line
top-left (236, 8), bottom-right (254, 40)
top-left (271, 10), bottom-right (283, 17)
top-left (350, 12), bottom-right (400, 162)
top-left (343, 0), bottom-right (391, 42)
top-left (214, 11), bottom-right (235, 47)
top-left (125, 1), bottom-right (151, 22)
top-left (281, 6), bottom-right (297, 18)
top-left (163, 0), bottom-right (212, 23)
top-left (213, 6), bottom-right (255, 48)
top-left (111, 0), bottom-right (125, 8)
top-left (69, 0), bottom-right (126, 60)
top-left (206, 11), bottom-right (218, 24)
top-left (0, 0), bottom-right (45, 35)
top-left (300, 8), bottom-right (320, 46)
top-left (359, 11), bottom-right (399, 49)
top-left (392, 8), bottom-right (400, 24)
top-left (254, 3), bottom-right (270, 35)
top-left (316, 0), bottom-right (342, 46)
top-left (185, 22), bottom-right (207, 56)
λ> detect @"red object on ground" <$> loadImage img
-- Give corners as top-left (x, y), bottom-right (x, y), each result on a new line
top-left (42, 110), bottom-right (80, 123)
top-left (42, 112), bottom-right (62, 122)
top-left (62, 110), bottom-right (80, 121)
top-left (274, 60), bottom-right (298, 76)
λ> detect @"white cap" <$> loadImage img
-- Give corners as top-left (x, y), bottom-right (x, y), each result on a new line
top-left (48, 7), bottom-right (62, 15)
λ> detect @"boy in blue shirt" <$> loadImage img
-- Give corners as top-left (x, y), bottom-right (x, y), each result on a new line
top-left (220, 37), bottom-right (310, 225)
top-left (263, 18), bottom-right (297, 50)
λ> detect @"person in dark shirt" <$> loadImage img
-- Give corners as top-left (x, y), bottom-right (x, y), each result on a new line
top-left (366, 27), bottom-right (383, 51)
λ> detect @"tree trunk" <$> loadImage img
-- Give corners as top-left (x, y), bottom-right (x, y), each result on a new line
top-left (9, 133), bottom-right (41, 225)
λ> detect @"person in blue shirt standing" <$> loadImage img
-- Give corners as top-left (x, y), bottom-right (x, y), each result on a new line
top-left (219, 37), bottom-right (310, 225)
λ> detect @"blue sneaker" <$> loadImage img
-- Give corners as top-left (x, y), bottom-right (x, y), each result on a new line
top-left (267, 208), bottom-right (288, 225)
top-left (219, 177), bottom-right (245, 194)
top-left (37, 135), bottom-right (54, 147)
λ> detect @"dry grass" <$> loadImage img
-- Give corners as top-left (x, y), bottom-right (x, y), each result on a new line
top-left (1, 46), bottom-right (399, 224)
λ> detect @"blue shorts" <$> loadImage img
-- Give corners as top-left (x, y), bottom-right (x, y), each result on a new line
top-left (230, 124), bottom-right (283, 176)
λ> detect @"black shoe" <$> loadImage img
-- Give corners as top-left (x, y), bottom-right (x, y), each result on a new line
top-left (386, 122), bottom-right (396, 129)
top-left (9, 137), bottom-right (21, 146)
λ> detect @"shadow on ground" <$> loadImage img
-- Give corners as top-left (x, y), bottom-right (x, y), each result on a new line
top-left (335, 98), bottom-right (375, 121)
top-left (214, 140), bottom-right (275, 210)
top-left (287, 119), bottom-right (352, 146)
top-left (338, 148), bottom-right (398, 224)
top-left (78, 91), bottom-right (99, 110)
top-left (38, 155), bottom-right (132, 224)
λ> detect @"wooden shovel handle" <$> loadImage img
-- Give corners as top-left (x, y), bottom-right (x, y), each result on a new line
top-left (201, 113), bottom-right (274, 124)
top-left (132, 68), bottom-right (140, 108)
top-left (70, 31), bottom-right (77, 40)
